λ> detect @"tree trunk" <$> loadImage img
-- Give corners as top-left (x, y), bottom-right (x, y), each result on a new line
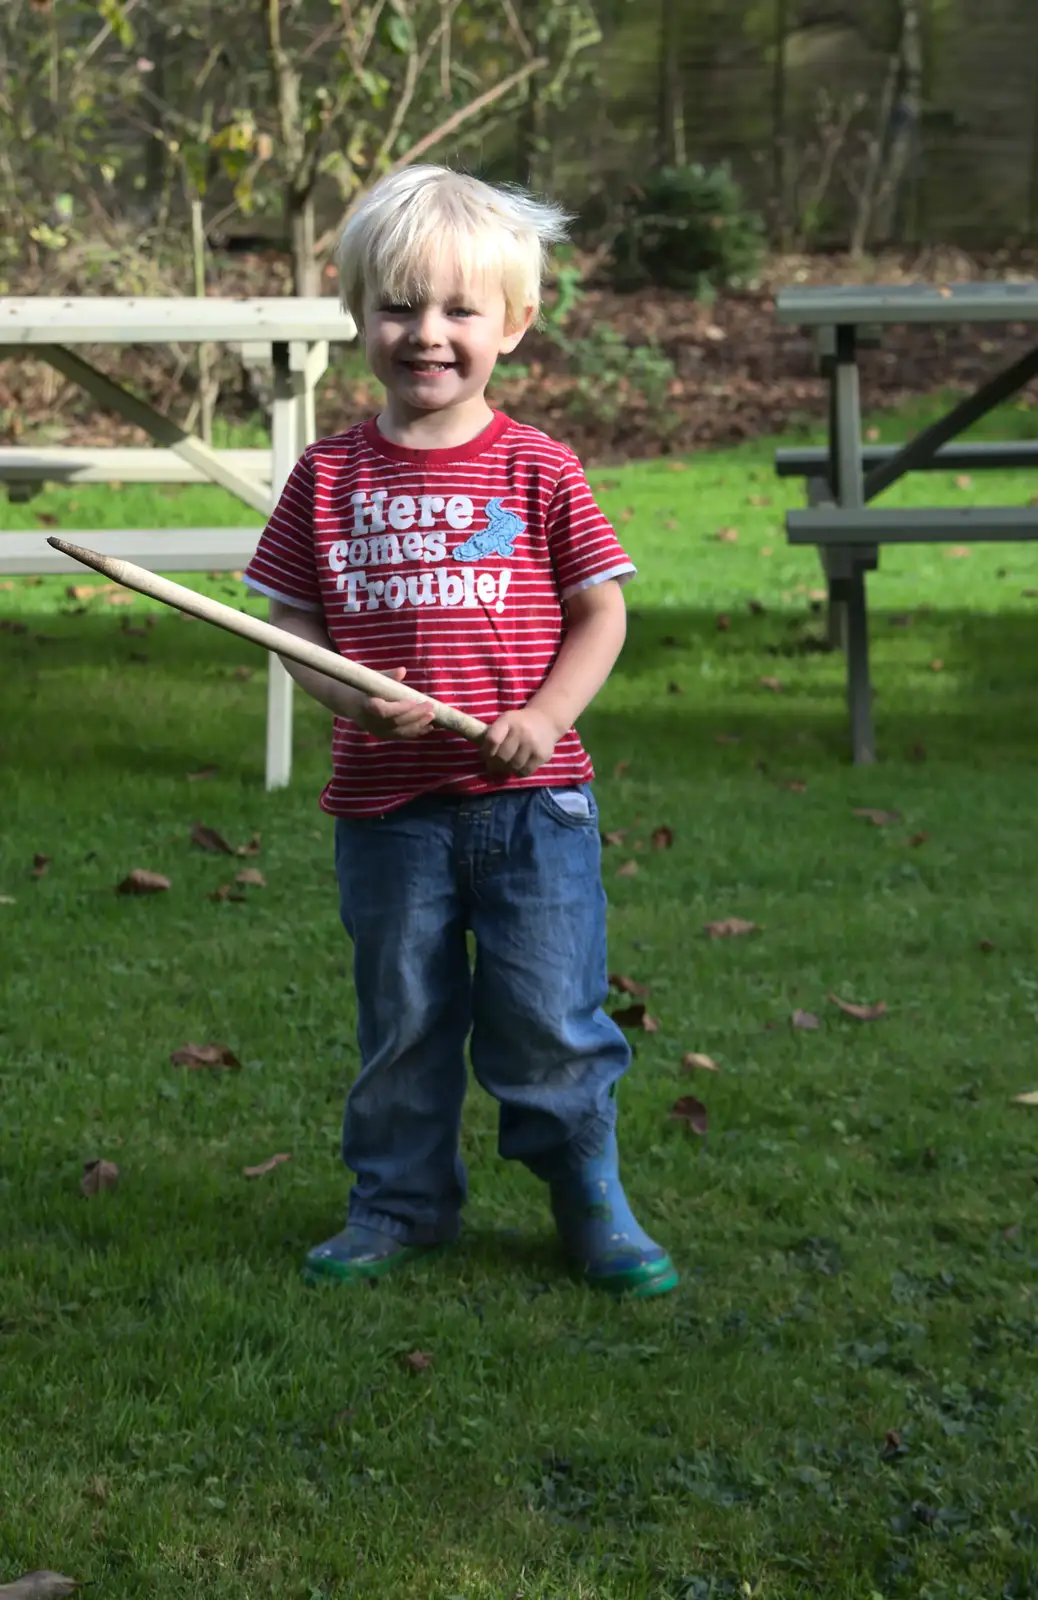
top-left (289, 189), bottom-right (319, 295)
top-left (872, 0), bottom-right (923, 244)
top-left (772, 0), bottom-right (789, 247)
top-left (658, 0), bottom-right (686, 167)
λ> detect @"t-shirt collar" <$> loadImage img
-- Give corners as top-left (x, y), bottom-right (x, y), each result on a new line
top-left (360, 410), bottom-right (512, 466)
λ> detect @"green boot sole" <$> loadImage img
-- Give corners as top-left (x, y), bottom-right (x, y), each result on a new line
top-left (302, 1242), bottom-right (445, 1287)
top-left (582, 1251), bottom-right (679, 1299)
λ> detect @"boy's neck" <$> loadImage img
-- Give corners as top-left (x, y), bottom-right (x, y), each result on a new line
top-left (375, 394), bottom-right (496, 451)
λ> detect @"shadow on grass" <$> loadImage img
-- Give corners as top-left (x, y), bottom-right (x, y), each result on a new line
top-left (3, 603), bottom-right (1038, 776)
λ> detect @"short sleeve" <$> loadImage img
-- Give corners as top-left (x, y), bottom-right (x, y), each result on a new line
top-left (546, 451), bottom-right (637, 599)
top-left (242, 451), bottom-right (323, 613)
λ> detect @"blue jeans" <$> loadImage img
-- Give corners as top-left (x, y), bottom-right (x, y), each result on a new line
top-left (333, 784), bottom-right (631, 1245)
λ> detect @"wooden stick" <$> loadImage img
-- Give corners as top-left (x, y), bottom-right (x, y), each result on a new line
top-left (47, 537), bottom-right (488, 744)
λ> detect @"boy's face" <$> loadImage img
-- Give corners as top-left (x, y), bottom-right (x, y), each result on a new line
top-left (363, 261), bottom-right (532, 425)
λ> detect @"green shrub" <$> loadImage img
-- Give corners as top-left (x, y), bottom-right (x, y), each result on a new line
top-left (608, 162), bottom-right (765, 296)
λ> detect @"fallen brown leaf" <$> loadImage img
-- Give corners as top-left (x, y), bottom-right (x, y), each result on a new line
top-left (0, 1573), bottom-right (88, 1598)
top-left (80, 1159), bottom-right (119, 1197)
top-left (236, 832), bottom-right (262, 857)
top-left (747, 493), bottom-right (771, 507)
top-left (784, 780), bottom-right (807, 793)
top-left (667, 461), bottom-right (687, 471)
top-left (930, 658), bottom-right (944, 672)
top-left (105, 592), bottom-right (134, 607)
top-left (170, 1042), bottom-right (242, 1070)
top-left (242, 1151), bottom-right (291, 1177)
top-left (651, 826), bottom-right (674, 851)
top-left (865, 425), bottom-right (881, 441)
top-left (682, 1051), bottom-right (718, 1073)
top-left (704, 917), bottom-right (757, 939)
top-left (0, 895), bottom-right (16, 905)
top-left (760, 546), bottom-right (773, 557)
top-left (615, 859), bottom-right (639, 878)
top-left (748, 598), bottom-right (766, 616)
top-left (235, 868), bottom-right (267, 888)
top-left (65, 584), bottom-right (101, 601)
top-left (612, 1003), bottom-right (659, 1032)
top-left (600, 829), bottom-right (626, 847)
top-left (30, 853), bottom-right (51, 877)
top-left (978, 938), bottom-right (997, 953)
top-left (954, 474), bottom-right (973, 490)
top-left (792, 1009), bottom-right (820, 1030)
top-left (208, 883), bottom-right (246, 903)
top-left (1014, 1091), bottom-right (1038, 1106)
top-left (191, 822), bottom-right (233, 854)
top-left (116, 868), bottom-right (171, 895)
top-left (34, 510), bottom-right (57, 527)
top-left (715, 732), bottom-right (742, 745)
top-left (908, 832), bottom-right (930, 847)
top-left (613, 760), bottom-right (630, 778)
top-left (187, 766), bottom-right (219, 782)
top-left (669, 1095), bottom-right (708, 1135)
top-left (402, 1349), bottom-right (434, 1373)
top-left (716, 613), bottom-right (731, 631)
top-left (759, 676), bottom-right (783, 692)
top-left (854, 808), bottom-right (901, 826)
top-left (828, 993), bottom-right (888, 1021)
top-left (945, 545), bottom-right (971, 559)
top-left (609, 972), bottom-right (649, 996)
top-left (716, 525), bottom-right (738, 543)
top-left (667, 681), bottom-right (684, 695)
top-left (232, 664), bottom-right (252, 679)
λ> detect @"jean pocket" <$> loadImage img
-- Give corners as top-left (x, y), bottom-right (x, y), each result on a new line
top-left (538, 785), bottom-right (596, 827)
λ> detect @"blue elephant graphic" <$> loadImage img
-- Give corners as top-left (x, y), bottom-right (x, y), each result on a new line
top-left (452, 497), bottom-right (525, 560)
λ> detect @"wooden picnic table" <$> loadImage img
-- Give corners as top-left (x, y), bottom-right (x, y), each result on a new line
top-left (773, 282), bottom-right (1038, 763)
top-left (0, 296), bottom-right (356, 789)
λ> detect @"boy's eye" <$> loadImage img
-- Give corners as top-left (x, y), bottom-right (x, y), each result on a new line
top-left (448, 307), bottom-right (476, 318)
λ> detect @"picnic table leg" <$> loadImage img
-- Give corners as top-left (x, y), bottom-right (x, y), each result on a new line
top-left (809, 476), bottom-right (845, 649)
top-left (265, 342), bottom-right (296, 791)
top-left (829, 325), bottom-right (876, 763)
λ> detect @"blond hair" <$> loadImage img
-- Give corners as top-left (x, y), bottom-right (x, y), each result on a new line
top-left (335, 165), bottom-right (571, 332)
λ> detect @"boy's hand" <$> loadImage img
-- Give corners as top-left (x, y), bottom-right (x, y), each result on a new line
top-left (352, 667), bottom-right (436, 740)
top-left (482, 707), bottom-right (562, 777)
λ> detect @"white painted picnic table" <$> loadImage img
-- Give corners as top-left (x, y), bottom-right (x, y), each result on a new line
top-left (0, 296), bottom-right (357, 789)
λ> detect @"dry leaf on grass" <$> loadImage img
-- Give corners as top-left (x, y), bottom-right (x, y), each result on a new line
top-left (715, 732), bottom-right (742, 745)
top-left (792, 1009), bottom-right (821, 1031)
top-left (854, 808), bottom-right (901, 826)
top-left (615, 860), bottom-right (639, 878)
top-left (190, 822), bottom-right (233, 855)
top-left (704, 917), bottom-right (758, 939)
top-left (116, 869), bottom-right (170, 895)
top-left (945, 545), bottom-right (971, 559)
top-left (208, 883), bottom-right (246, 903)
top-left (402, 1350), bottom-right (434, 1373)
top-left (784, 780), bottom-right (807, 794)
top-left (613, 760), bottom-right (630, 778)
top-left (236, 832), bottom-right (262, 857)
top-left (716, 613), bottom-right (731, 631)
top-left (667, 681), bottom-right (684, 695)
top-left (930, 658), bottom-right (944, 672)
top-left (978, 938), bottom-right (997, 953)
top-left (235, 868), bottom-right (267, 888)
top-left (716, 526), bottom-right (739, 543)
top-left (0, 895), bottom-right (16, 905)
top-left (759, 676), bottom-right (783, 693)
top-left (30, 853), bottom-right (51, 877)
top-left (828, 993), bottom-right (887, 1021)
top-left (954, 474), bottom-right (973, 490)
top-left (600, 829), bottom-right (626, 847)
top-left (232, 665), bottom-right (253, 680)
top-left (747, 493), bottom-right (772, 507)
top-left (170, 1042), bottom-right (242, 1070)
top-left (682, 1051), bottom-right (718, 1073)
top-left (651, 826), bottom-right (674, 851)
top-left (1012, 1090), bottom-right (1038, 1106)
top-left (908, 832), bottom-right (930, 847)
top-left (242, 1151), bottom-right (291, 1178)
top-left (80, 1159), bottom-right (119, 1197)
top-left (609, 973), bottom-right (649, 996)
top-left (187, 766), bottom-right (219, 782)
top-left (0, 1574), bottom-right (88, 1598)
top-left (105, 592), bottom-right (133, 607)
top-left (612, 1003), bottom-right (659, 1033)
top-left (866, 425), bottom-right (881, 441)
top-left (669, 1095), bottom-right (708, 1135)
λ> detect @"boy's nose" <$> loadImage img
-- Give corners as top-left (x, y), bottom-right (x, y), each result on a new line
top-left (408, 308), bottom-right (449, 346)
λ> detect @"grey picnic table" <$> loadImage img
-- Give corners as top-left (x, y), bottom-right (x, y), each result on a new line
top-left (773, 282), bottom-right (1038, 763)
top-left (0, 296), bottom-right (356, 789)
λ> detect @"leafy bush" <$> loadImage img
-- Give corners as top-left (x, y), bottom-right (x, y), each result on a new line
top-left (608, 163), bottom-right (765, 296)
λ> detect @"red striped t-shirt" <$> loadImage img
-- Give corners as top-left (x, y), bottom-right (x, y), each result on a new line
top-left (243, 410), bottom-right (635, 817)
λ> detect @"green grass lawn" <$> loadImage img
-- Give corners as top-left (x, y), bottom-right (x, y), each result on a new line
top-left (3, 399), bottom-right (1038, 1599)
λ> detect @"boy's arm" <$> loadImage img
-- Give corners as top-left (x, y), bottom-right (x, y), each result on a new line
top-left (269, 599), bottom-right (435, 739)
top-left (482, 579), bottom-right (626, 776)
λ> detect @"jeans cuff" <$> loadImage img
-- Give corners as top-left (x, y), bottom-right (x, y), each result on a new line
top-left (347, 1202), bottom-right (461, 1247)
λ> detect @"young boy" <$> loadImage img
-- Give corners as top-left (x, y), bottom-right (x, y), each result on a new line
top-left (243, 164), bottom-right (677, 1299)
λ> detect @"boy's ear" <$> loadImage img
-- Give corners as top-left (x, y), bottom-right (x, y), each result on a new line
top-left (499, 305), bottom-right (536, 355)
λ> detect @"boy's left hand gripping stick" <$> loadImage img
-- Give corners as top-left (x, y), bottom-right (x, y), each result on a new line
top-left (46, 537), bottom-right (488, 744)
